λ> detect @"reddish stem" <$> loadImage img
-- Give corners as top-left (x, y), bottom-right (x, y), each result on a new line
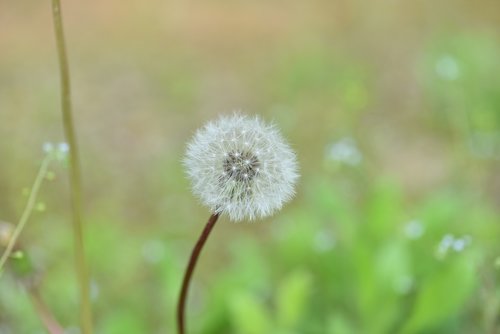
top-left (29, 287), bottom-right (65, 334)
top-left (177, 213), bottom-right (220, 334)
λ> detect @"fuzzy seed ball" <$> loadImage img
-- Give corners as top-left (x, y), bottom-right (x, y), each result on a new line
top-left (184, 114), bottom-right (299, 221)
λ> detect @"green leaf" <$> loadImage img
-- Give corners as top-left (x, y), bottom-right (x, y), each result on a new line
top-left (99, 309), bottom-right (148, 334)
top-left (276, 270), bottom-right (312, 329)
top-left (327, 313), bottom-right (356, 334)
top-left (365, 179), bottom-right (403, 241)
top-left (401, 256), bottom-right (476, 334)
top-left (229, 291), bottom-right (273, 334)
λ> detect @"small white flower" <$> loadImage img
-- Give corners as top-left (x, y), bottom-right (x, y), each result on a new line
top-left (325, 137), bottom-right (362, 166)
top-left (184, 114), bottom-right (299, 221)
top-left (313, 230), bottom-right (335, 253)
top-left (42, 142), bottom-right (54, 153)
top-left (404, 219), bottom-right (425, 239)
top-left (435, 55), bottom-right (460, 81)
top-left (435, 233), bottom-right (472, 259)
top-left (58, 142), bottom-right (69, 153)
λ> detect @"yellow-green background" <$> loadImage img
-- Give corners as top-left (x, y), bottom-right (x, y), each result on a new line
top-left (0, 0), bottom-right (499, 333)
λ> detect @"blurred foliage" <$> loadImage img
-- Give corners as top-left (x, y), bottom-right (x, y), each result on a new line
top-left (1, 0), bottom-right (500, 333)
top-left (2, 165), bottom-right (499, 333)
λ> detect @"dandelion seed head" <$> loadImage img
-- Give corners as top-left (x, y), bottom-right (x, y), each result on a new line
top-left (184, 113), bottom-right (299, 221)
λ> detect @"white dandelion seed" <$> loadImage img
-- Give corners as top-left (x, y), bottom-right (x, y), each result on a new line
top-left (184, 113), bottom-right (299, 221)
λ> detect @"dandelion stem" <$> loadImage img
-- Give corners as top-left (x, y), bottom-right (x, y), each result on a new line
top-left (51, 1), bottom-right (93, 333)
top-left (0, 156), bottom-right (52, 274)
top-left (177, 213), bottom-right (220, 334)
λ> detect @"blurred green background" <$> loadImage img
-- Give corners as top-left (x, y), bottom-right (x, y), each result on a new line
top-left (0, 0), bottom-right (499, 333)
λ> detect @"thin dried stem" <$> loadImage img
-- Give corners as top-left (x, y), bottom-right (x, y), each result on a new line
top-left (51, 1), bottom-right (93, 333)
top-left (0, 156), bottom-right (52, 274)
